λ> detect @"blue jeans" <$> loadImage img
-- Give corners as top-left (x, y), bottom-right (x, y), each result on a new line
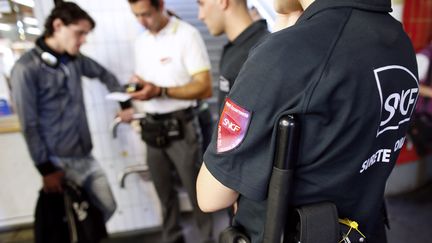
top-left (51, 154), bottom-right (117, 222)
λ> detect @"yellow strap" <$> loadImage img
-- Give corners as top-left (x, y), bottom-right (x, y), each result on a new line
top-left (338, 218), bottom-right (366, 243)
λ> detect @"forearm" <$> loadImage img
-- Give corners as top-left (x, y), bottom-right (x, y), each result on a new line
top-left (129, 71), bottom-right (212, 101)
top-left (165, 71), bottom-right (212, 100)
top-left (81, 56), bottom-right (132, 109)
top-left (166, 81), bottom-right (212, 100)
top-left (19, 122), bottom-right (58, 175)
top-left (81, 54), bottom-right (125, 92)
top-left (21, 124), bottom-right (57, 175)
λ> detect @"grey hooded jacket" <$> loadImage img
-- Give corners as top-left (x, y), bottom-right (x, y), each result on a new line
top-left (11, 47), bottom-right (125, 175)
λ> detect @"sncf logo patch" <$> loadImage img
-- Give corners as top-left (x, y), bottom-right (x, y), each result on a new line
top-left (375, 65), bottom-right (418, 137)
top-left (222, 114), bottom-right (241, 133)
top-left (217, 98), bottom-right (251, 153)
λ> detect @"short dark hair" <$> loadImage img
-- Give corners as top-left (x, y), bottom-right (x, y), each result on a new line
top-left (128, 0), bottom-right (161, 9)
top-left (43, 2), bottom-right (95, 37)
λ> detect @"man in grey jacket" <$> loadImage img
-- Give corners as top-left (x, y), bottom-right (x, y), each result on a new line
top-left (10, 2), bottom-right (131, 221)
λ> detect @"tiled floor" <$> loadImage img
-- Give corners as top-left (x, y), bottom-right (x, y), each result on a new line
top-left (0, 227), bottom-right (33, 243)
top-left (1, 182), bottom-right (432, 243)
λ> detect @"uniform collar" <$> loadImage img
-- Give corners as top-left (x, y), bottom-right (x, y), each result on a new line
top-left (298, 0), bottom-right (392, 23)
top-left (146, 16), bottom-right (180, 37)
top-left (231, 20), bottom-right (268, 46)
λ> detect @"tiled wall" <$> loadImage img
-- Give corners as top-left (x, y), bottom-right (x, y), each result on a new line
top-left (71, 0), bottom-right (164, 233)
top-left (0, 133), bottom-right (41, 228)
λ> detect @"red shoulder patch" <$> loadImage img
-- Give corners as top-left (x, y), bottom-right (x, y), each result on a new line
top-left (217, 98), bottom-right (251, 153)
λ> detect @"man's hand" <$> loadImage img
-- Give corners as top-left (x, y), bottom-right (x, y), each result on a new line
top-left (43, 170), bottom-right (65, 193)
top-left (128, 74), bottom-right (161, 100)
top-left (117, 107), bottom-right (134, 123)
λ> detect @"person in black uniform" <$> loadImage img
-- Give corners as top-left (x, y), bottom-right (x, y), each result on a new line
top-left (197, 0), bottom-right (269, 110)
top-left (196, 0), bottom-right (419, 242)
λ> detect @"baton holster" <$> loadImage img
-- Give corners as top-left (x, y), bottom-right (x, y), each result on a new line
top-left (292, 202), bottom-right (340, 243)
top-left (218, 202), bottom-right (340, 243)
top-left (219, 226), bottom-right (251, 243)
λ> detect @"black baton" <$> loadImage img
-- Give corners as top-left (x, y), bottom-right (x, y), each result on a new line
top-left (263, 115), bottom-right (299, 243)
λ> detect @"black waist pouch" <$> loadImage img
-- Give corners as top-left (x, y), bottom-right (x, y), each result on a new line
top-left (140, 116), bottom-right (183, 148)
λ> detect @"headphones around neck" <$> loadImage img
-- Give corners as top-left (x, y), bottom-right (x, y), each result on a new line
top-left (35, 45), bottom-right (59, 68)
top-left (41, 51), bottom-right (58, 67)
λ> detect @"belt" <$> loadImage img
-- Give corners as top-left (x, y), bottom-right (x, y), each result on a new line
top-left (147, 107), bottom-right (195, 121)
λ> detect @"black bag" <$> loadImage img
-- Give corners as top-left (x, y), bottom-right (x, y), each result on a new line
top-left (64, 182), bottom-right (107, 243)
top-left (408, 111), bottom-right (432, 156)
top-left (140, 116), bottom-right (183, 148)
top-left (34, 189), bottom-right (70, 243)
top-left (34, 182), bottom-right (107, 243)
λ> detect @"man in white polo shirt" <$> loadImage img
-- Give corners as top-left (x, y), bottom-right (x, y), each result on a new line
top-left (121, 0), bottom-right (214, 243)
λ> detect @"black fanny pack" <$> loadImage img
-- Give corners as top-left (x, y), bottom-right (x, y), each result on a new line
top-left (139, 116), bottom-right (183, 148)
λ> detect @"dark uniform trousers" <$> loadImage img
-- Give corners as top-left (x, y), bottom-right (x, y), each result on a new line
top-left (146, 116), bottom-right (213, 243)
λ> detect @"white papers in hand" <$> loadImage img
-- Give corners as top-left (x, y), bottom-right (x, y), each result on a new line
top-left (106, 92), bottom-right (131, 102)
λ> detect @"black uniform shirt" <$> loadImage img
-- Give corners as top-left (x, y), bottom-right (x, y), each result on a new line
top-left (203, 0), bottom-right (419, 242)
top-left (218, 20), bottom-right (269, 109)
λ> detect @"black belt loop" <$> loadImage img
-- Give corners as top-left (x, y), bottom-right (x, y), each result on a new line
top-left (147, 107), bottom-right (195, 121)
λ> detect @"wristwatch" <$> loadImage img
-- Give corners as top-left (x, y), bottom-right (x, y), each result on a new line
top-left (160, 87), bottom-right (169, 98)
